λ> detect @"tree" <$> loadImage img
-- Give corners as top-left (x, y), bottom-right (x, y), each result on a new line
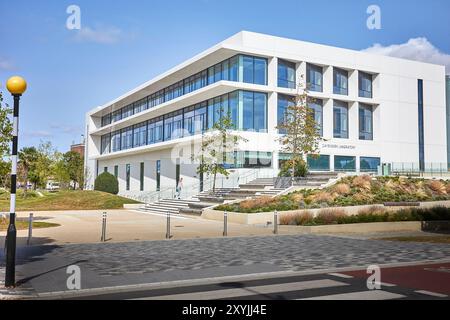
top-left (18, 146), bottom-right (39, 193)
top-left (28, 141), bottom-right (58, 189)
top-left (61, 151), bottom-right (84, 190)
top-left (196, 109), bottom-right (247, 192)
top-left (0, 91), bottom-right (12, 158)
top-left (0, 158), bottom-right (10, 189)
top-left (276, 75), bottom-right (322, 183)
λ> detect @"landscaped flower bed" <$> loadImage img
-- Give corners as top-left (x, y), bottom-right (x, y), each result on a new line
top-left (216, 176), bottom-right (450, 213)
top-left (278, 206), bottom-right (450, 226)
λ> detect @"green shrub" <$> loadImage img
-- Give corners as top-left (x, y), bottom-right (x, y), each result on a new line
top-left (278, 158), bottom-right (308, 178)
top-left (94, 172), bottom-right (119, 195)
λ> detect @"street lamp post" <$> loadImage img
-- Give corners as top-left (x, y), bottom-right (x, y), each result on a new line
top-left (4, 76), bottom-right (27, 288)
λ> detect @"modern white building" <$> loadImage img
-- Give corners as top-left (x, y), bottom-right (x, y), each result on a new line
top-left (85, 31), bottom-right (447, 197)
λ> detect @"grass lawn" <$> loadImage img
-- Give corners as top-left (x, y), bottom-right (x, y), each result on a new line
top-left (0, 220), bottom-right (60, 231)
top-left (0, 190), bottom-right (141, 211)
top-left (377, 235), bottom-right (450, 244)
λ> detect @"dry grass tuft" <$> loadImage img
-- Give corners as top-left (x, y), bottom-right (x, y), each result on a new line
top-left (428, 180), bottom-right (447, 195)
top-left (352, 175), bottom-right (372, 190)
top-left (334, 183), bottom-right (351, 195)
top-left (316, 208), bottom-right (347, 224)
top-left (279, 211), bottom-right (314, 225)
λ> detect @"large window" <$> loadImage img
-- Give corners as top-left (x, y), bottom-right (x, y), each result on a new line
top-left (309, 99), bottom-right (323, 137)
top-left (100, 90), bottom-right (268, 154)
top-left (134, 98), bottom-right (148, 114)
top-left (242, 91), bottom-right (267, 132)
top-left (307, 155), bottom-right (330, 171)
top-left (334, 156), bottom-right (356, 172)
top-left (333, 68), bottom-right (348, 95)
top-left (418, 79), bottom-right (424, 171)
top-left (120, 127), bottom-right (133, 150)
top-left (278, 59), bottom-right (296, 89)
top-left (307, 63), bottom-right (323, 92)
top-left (277, 94), bottom-right (295, 134)
top-left (241, 55), bottom-right (267, 85)
top-left (140, 162), bottom-right (144, 191)
top-left (360, 157), bottom-right (380, 172)
top-left (359, 104), bottom-right (373, 140)
top-left (333, 100), bottom-right (349, 139)
top-left (133, 123), bottom-right (147, 147)
top-left (125, 164), bottom-right (131, 191)
top-left (232, 151), bottom-right (272, 169)
top-left (101, 134), bottom-right (111, 154)
top-left (359, 71), bottom-right (373, 98)
top-left (111, 131), bottom-right (121, 152)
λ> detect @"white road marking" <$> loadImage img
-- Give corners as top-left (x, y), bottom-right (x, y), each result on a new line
top-left (299, 290), bottom-right (405, 300)
top-left (328, 273), bottom-right (353, 279)
top-left (415, 290), bottom-right (448, 298)
top-left (133, 279), bottom-right (349, 300)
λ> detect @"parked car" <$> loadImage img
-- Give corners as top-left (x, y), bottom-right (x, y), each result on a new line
top-left (46, 181), bottom-right (60, 191)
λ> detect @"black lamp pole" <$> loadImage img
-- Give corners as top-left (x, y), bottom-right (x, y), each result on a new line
top-left (4, 76), bottom-right (26, 288)
top-left (5, 93), bottom-right (21, 288)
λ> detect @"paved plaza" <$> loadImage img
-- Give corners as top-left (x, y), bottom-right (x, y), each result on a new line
top-left (1, 233), bottom-right (449, 296)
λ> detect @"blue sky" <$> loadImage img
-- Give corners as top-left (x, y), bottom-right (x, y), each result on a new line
top-left (0, 0), bottom-right (449, 152)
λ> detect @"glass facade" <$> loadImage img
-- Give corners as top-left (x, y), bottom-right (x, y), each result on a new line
top-left (360, 157), bottom-right (380, 172)
top-left (100, 90), bottom-right (267, 155)
top-left (359, 71), bottom-right (373, 98)
top-left (278, 59), bottom-right (296, 89)
top-left (359, 103), bottom-right (373, 140)
top-left (307, 63), bottom-right (323, 92)
top-left (100, 54), bottom-right (267, 127)
top-left (333, 68), bottom-right (348, 95)
top-left (307, 154), bottom-right (330, 171)
top-left (333, 100), bottom-right (349, 139)
top-left (334, 156), bottom-right (356, 172)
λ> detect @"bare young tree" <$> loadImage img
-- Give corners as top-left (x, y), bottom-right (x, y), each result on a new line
top-left (276, 75), bottom-right (322, 183)
top-left (196, 109), bottom-right (247, 193)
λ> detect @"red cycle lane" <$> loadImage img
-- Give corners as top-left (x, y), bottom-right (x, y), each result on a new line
top-left (343, 262), bottom-right (450, 295)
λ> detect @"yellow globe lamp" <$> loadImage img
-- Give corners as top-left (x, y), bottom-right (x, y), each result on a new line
top-left (6, 76), bottom-right (27, 95)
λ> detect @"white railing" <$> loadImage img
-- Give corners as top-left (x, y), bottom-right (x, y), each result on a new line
top-left (120, 168), bottom-right (278, 205)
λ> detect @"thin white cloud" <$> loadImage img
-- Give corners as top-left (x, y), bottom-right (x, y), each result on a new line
top-left (362, 37), bottom-right (450, 75)
top-left (73, 25), bottom-right (124, 44)
top-left (0, 57), bottom-right (14, 71)
top-left (23, 130), bottom-right (53, 139)
top-left (49, 124), bottom-right (83, 134)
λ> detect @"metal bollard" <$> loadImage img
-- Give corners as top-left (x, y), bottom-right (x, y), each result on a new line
top-left (27, 213), bottom-right (33, 245)
top-left (273, 211), bottom-right (278, 235)
top-left (101, 212), bottom-right (107, 242)
top-left (223, 211), bottom-right (228, 237)
top-left (166, 211), bottom-right (171, 239)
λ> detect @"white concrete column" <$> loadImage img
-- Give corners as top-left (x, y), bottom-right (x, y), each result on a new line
top-left (268, 56), bottom-right (278, 88)
top-left (322, 98), bottom-right (334, 140)
top-left (349, 101), bottom-right (359, 141)
top-left (297, 61), bottom-right (306, 88)
top-left (267, 92), bottom-right (278, 134)
top-left (323, 66), bottom-right (333, 95)
top-left (348, 70), bottom-right (358, 99)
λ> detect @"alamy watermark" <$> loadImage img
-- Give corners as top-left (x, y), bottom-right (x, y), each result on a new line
top-left (367, 5), bottom-right (381, 30)
top-left (66, 5), bottom-right (81, 30)
top-left (66, 265), bottom-right (81, 290)
top-left (367, 265), bottom-right (382, 290)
